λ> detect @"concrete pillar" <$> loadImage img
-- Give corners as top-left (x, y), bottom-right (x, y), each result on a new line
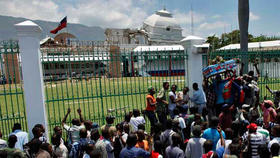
top-left (180, 36), bottom-right (206, 95)
top-left (15, 21), bottom-right (48, 139)
top-left (109, 46), bottom-right (121, 78)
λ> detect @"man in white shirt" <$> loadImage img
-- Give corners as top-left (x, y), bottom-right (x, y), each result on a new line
top-left (62, 108), bottom-right (85, 145)
top-left (0, 130), bottom-right (7, 149)
top-left (168, 84), bottom-right (178, 119)
top-left (190, 83), bottom-right (206, 114)
top-left (9, 123), bottom-right (28, 151)
top-left (130, 109), bottom-right (145, 132)
top-left (268, 125), bottom-right (280, 152)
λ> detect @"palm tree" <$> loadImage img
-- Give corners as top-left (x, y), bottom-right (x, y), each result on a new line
top-left (238, 0), bottom-right (249, 73)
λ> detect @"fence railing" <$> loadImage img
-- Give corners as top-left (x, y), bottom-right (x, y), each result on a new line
top-left (0, 41), bottom-right (27, 139)
top-left (0, 40), bottom-right (188, 138)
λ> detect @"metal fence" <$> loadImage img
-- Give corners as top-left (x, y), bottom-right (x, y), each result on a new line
top-left (0, 41), bottom-right (27, 139)
top-left (209, 50), bottom-right (280, 101)
top-left (1, 39), bottom-right (280, 140)
top-left (42, 45), bottom-right (188, 135)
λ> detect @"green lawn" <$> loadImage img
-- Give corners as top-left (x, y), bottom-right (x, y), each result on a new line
top-left (0, 76), bottom-right (186, 139)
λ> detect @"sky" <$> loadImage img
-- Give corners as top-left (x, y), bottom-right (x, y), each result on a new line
top-left (0, 0), bottom-right (279, 38)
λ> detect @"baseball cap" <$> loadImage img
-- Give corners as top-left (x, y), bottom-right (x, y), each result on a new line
top-left (247, 123), bottom-right (257, 131)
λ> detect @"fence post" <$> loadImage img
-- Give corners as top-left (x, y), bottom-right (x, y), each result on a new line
top-left (15, 21), bottom-right (49, 139)
top-left (180, 36), bottom-right (206, 95)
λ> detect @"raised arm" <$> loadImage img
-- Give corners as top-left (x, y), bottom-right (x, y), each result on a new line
top-left (239, 62), bottom-right (244, 76)
top-left (62, 108), bottom-right (71, 126)
top-left (266, 85), bottom-right (273, 94)
top-left (217, 126), bottom-right (225, 148)
top-left (77, 108), bottom-right (84, 123)
top-left (254, 63), bottom-right (260, 77)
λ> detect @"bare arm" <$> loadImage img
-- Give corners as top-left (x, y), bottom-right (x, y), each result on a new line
top-left (254, 63), bottom-right (260, 77)
top-left (217, 126), bottom-right (225, 148)
top-left (77, 108), bottom-right (84, 123)
top-left (147, 98), bottom-right (156, 106)
top-left (62, 108), bottom-right (71, 126)
top-left (266, 85), bottom-right (273, 94)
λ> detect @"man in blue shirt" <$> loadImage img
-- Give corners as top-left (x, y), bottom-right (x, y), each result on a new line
top-left (10, 123), bottom-right (28, 151)
top-left (202, 117), bottom-right (225, 151)
top-left (190, 83), bottom-right (206, 114)
top-left (120, 134), bottom-right (150, 158)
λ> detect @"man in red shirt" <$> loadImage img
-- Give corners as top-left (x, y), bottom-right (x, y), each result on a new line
top-left (146, 87), bottom-right (158, 131)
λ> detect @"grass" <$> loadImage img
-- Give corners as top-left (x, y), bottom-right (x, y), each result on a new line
top-left (0, 76), bottom-right (186, 139)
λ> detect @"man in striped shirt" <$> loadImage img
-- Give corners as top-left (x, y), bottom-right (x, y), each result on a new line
top-left (242, 123), bottom-right (267, 158)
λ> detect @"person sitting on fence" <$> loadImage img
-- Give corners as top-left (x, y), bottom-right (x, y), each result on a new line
top-left (145, 86), bottom-right (158, 132)
top-left (156, 82), bottom-right (169, 129)
top-left (101, 115), bottom-right (117, 139)
top-left (130, 109), bottom-right (145, 132)
top-left (9, 123), bottom-right (28, 151)
top-left (0, 130), bottom-right (7, 149)
top-left (35, 143), bottom-right (53, 158)
top-left (0, 135), bottom-right (26, 158)
top-left (61, 108), bottom-right (85, 146)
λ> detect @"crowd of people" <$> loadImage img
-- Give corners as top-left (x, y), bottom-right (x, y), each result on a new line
top-left (1, 63), bottom-right (280, 158)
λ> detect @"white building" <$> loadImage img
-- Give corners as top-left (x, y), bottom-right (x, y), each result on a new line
top-left (218, 40), bottom-right (280, 51)
top-left (142, 9), bottom-right (183, 44)
top-left (105, 8), bottom-right (184, 46)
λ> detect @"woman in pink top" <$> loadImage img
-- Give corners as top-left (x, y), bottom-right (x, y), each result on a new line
top-left (260, 100), bottom-right (277, 128)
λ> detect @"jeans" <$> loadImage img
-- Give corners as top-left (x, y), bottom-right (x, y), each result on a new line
top-left (146, 110), bottom-right (158, 127)
top-left (157, 110), bottom-right (167, 129)
top-left (196, 103), bottom-right (206, 114)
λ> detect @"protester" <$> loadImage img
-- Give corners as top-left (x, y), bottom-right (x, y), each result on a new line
top-left (156, 82), bottom-right (169, 128)
top-left (190, 83), bottom-right (207, 114)
top-left (10, 123), bottom-right (28, 151)
top-left (145, 86), bottom-right (158, 130)
top-left (119, 134), bottom-right (150, 158)
top-left (185, 125), bottom-right (206, 158)
top-left (129, 109), bottom-right (145, 132)
top-left (242, 123), bottom-right (267, 158)
top-left (0, 135), bottom-right (26, 158)
top-left (62, 108), bottom-right (85, 145)
top-left (36, 143), bottom-right (53, 158)
top-left (0, 131), bottom-right (7, 149)
top-left (165, 132), bottom-right (185, 158)
top-left (51, 133), bottom-right (68, 158)
top-left (202, 116), bottom-right (225, 151)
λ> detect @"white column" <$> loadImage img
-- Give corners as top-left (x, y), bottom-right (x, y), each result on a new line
top-left (15, 21), bottom-right (48, 139)
top-left (181, 36), bottom-right (205, 95)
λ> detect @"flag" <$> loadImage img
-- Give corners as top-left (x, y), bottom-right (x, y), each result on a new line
top-left (50, 16), bottom-right (67, 34)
